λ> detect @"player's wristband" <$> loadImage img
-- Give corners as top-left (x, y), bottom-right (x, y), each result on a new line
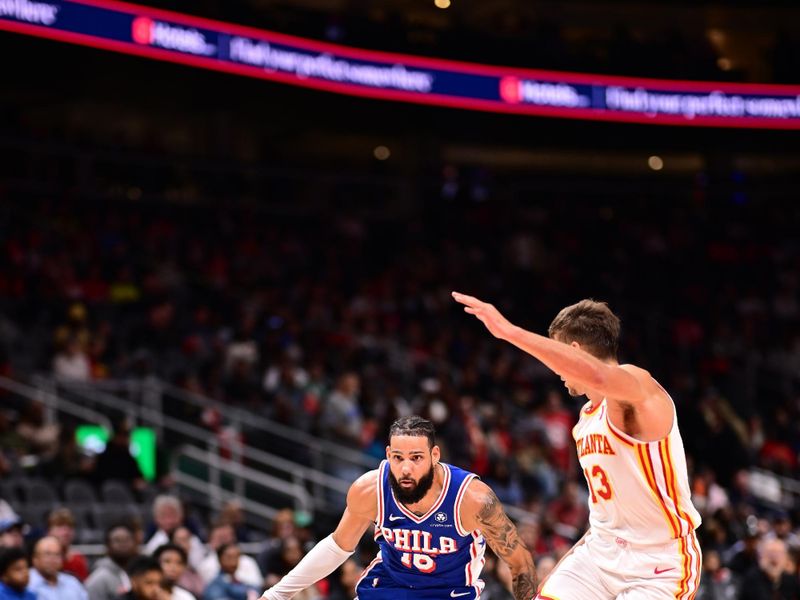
top-left (261, 534), bottom-right (354, 600)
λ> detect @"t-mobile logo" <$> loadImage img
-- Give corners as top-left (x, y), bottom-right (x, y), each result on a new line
top-left (499, 76), bottom-right (589, 108)
top-left (131, 16), bottom-right (216, 56)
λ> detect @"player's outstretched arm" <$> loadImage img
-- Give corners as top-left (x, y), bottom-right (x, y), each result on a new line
top-left (452, 291), bottom-right (647, 403)
top-left (461, 480), bottom-right (537, 600)
top-left (261, 470), bottom-right (378, 600)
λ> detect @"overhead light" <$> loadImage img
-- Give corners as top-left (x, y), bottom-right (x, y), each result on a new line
top-left (374, 145), bottom-right (391, 161)
top-left (434, 0), bottom-right (451, 8)
top-left (707, 29), bottom-right (726, 45)
top-left (648, 156), bottom-right (664, 171)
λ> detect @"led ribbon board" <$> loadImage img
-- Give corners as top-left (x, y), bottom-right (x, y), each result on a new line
top-left (2, 0), bottom-right (800, 129)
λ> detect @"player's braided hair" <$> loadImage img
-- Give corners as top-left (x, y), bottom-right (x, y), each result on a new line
top-left (389, 416), bottom-right (436, 448)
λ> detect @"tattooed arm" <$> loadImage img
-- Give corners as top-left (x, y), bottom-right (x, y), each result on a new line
top-left (461, 480), bottom-right (537, 600)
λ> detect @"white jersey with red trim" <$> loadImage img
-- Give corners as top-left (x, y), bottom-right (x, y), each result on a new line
top-left (572, 391), bottom-right (701, 546)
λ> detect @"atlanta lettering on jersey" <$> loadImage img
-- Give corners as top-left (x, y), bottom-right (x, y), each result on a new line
top-left (380, 527), bottom-right (458, 556)
top-left (576, 433), bottom-right (616, 458)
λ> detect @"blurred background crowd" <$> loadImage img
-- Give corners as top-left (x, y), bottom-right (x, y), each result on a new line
top-left (0, 196), bottom-right (799, 599)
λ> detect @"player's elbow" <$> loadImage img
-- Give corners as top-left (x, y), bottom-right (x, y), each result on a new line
top-left (507, 548), bottom-right (535, 573)
top-left (587, 366), bottom-right (607, 389)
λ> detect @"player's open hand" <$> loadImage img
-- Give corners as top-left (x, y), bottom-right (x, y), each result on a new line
top-left (452, 291), bottom-right (514, 340)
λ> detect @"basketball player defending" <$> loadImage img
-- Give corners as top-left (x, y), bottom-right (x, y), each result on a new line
top-left (261, 416), bottom-right (536, 600)
top-left (452, 293), bottom-right (701, 600)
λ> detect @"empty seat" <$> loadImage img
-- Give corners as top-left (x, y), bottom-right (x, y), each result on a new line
top-left (91, 504), bottom-right (140, 533)
top-left (0, 478), bottom-right (25, 505)
top-left (16, 504), bottom-right (51, 528)
top-left (101, 480), bottom-right (135, 505)
top-left (140, 485), bottom-right (159, 507)
top-left (23, 479), bottom-right (59, 505)
top-left (64, 479), bottom-right (97, 505)
top-left (63, 502), bottom-right (93, 525)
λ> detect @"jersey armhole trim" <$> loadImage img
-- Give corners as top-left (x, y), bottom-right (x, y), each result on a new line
top-left (454, 473), bottom-right (477, 537)
top-left (605, 412), bottom-right (636, 447)
top-left (376, 460), bottom-right (386, 529)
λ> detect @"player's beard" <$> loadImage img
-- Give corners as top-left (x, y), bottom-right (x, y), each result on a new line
top-left (390, 464), bottom-right (436, 505)
top-left (567, 386), bottom-right (581, 397)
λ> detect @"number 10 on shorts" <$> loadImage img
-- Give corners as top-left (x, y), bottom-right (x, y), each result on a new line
top-left (584, 464), bottom-right (613, 503)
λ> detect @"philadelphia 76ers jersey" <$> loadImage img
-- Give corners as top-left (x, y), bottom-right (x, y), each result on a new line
top-left (355, 460), bottom-right (486, 599)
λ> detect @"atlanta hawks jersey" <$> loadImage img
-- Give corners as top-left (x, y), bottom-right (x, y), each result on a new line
top-left (572, 387), bottom-right (701, 546)
top-left (356, 460), bottom-right (486, 598)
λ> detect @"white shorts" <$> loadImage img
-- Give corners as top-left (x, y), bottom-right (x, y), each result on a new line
top-left (536, 529), bottom-right (702, 600)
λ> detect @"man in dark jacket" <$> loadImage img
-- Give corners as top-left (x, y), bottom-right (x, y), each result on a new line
top-left (740, 538), bottom-right (800, 599)
top-left (93, 421), bottom-right (145, 492)
top-left (695, 550), bottom-right (739, 600)
top-left (113, 556), bottom-right (162, 600)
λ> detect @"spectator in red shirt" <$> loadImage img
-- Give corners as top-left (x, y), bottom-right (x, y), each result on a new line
top-left (47, 509), bottom-right (88, 582)
top-left (539, 390), bottom-right (575, 474)
top-left (547, 481), bottom-right (588, 540)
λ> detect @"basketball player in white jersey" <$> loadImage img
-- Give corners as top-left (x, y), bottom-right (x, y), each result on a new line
top-left (452, 292), bottom-right (702, 600)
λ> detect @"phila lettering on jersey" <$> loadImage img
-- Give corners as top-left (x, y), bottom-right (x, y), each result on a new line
top-left (356, 461), bottom-right (486, 598)
top-left (572, 384), bottom-right (702, 547)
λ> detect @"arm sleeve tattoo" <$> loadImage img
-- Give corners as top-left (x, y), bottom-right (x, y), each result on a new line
top-left (475, 490), bottom-right (537, 600)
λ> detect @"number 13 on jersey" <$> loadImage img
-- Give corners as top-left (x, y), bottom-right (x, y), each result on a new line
top-left (583, 464), bottom-right (613, 503)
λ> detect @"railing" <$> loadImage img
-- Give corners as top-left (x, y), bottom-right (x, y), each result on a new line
top-left (31, 376), bottom-right (357, 521)
top-left (173, 444), bottom-right (311, 517)
top-left (0, 376), bottom-right (111, 431)
top-left (29, 376), bottom-right (541, 526)
top-left (749, 467), bottom-right (800, 509)
top-left (49, 376), bottom-right (377, 471)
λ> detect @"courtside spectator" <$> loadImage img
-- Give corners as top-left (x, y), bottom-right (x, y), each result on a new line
top-left (153, 544), bottom-right (195, 600)
top-left (695, 549), bottom-right (740, 600)
top-left (202, 544), bottom-right (260, 600)
top-left (325, 559), bottom-right (361, 600)
top-left (52, 337), bottom-right (91, 381)
top-left (114, 556), bottom-right (162, 600)
top-left (169, 528), bottom-right (204, 598)
top-left (47, 508), bottom-right (89, 581)
top-left (197, 522), bottom-right (261, 588)
top-left (740, 538), bottom-right (799, 599)
top-left (0, 520), bottom-right (23, 549)
top-left (144, 497), bottom-right (204, 570)
top-left (0, 546), bottom-right (34, 600)
top-left (29, 536), bottom-right (88, 600)
top-left (86, 524), bottom-right (138, 600)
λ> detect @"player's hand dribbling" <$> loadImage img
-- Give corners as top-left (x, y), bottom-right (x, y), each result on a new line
top-left (452, 292), bottom-right (515, 340)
